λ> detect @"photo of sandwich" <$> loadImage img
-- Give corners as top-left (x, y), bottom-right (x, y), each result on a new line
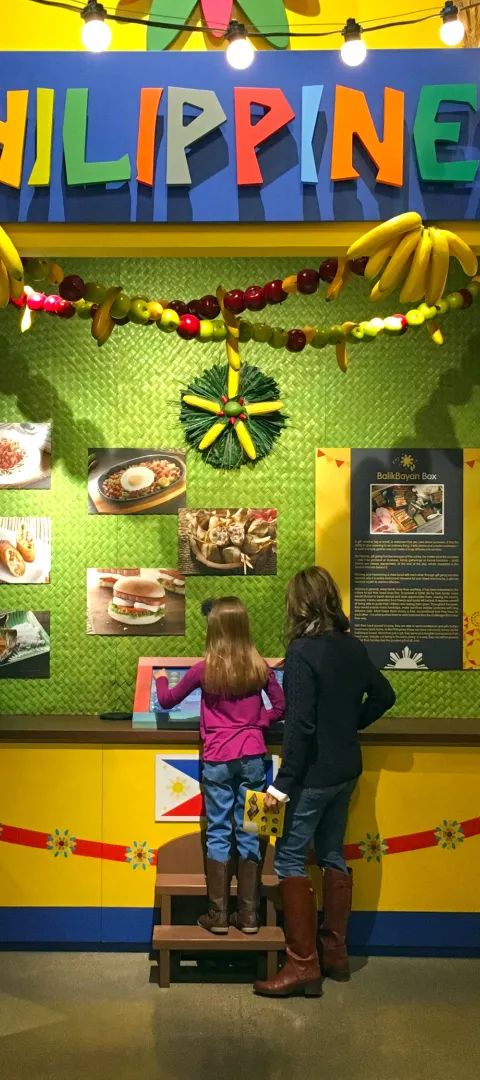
top-left (88, 448), bottom-right (186, 515)
top-left (0, 518), bottom-right (51, 584)
top-left (178, 508), bottom-right (277, 576)
top-left (0, 610), bottom-right (50, 679)
top-left (87, 568), bottom-right (185, 636)
top-left (0, 423), bottom-right (51, 490)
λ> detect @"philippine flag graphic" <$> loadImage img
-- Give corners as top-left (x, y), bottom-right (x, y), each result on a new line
top-left (155, 754), bottom-right (279, 822)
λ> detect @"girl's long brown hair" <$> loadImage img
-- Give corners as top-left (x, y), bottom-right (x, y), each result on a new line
top-left (203, 597), bottom-right (268, 697)
top-left (285, 566), bottom-right (349, 643)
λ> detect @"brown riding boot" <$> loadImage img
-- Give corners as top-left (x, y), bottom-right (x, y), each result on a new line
top-left (319, 867), bottom-right (352, 980)
top-left (254, 876), bottom-right (322, 997)
top-left (198, 858), bottom-right (230, 934)
top-left (230, 858), bottom-right (260, 934)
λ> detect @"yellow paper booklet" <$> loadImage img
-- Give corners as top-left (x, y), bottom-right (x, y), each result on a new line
top-left (243, 790), bottom-right (285, 838)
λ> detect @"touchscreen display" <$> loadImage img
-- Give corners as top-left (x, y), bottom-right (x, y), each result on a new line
top-left (150, 667), bottom-right (284, 724)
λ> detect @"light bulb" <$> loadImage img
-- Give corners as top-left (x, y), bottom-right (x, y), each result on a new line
top-left (341, 18), bottom-right (367, 67)
top-left (81, 2), bottom-right (112, 53)
top-left (225, 21), bottom-right (255, 70)
top-left (439, 1), bottom-right (465, 47)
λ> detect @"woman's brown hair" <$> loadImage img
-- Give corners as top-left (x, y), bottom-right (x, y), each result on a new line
top-left (285, 566), bottom-right (349, 643)
top-left (203, 596), bottom-right (268, 697)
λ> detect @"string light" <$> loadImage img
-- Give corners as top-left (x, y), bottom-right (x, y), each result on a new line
top-left (27, 0), bottom-right (480, 61)
top-left (341, 18), bottom-right (367, 66)
top-left (439, 2), bottom-right (465, 45)
top-left (225, 21), bottom-right (255, 70)
top-left (81, 0), bottom-right (112, 53)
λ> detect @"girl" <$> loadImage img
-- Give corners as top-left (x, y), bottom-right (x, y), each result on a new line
top-left (254, 567), bottom-right (396, 998)
top-left (155, 597), bottom-right (285, 935)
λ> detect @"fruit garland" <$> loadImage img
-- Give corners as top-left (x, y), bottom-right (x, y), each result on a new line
top-left (0, 214), bottom-right (479, 468)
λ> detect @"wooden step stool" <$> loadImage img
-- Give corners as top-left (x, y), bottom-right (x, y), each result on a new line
top-left (152, 834), bottom-right (284, 987)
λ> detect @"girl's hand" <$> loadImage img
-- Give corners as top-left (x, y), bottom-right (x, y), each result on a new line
top-left (154, 668), bottom-right (168, 679)
top-left (263, 793), bottom-right (280, 814)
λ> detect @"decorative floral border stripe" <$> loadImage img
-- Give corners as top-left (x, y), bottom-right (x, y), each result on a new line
top-left (1, 816), bottom-right (479, 869)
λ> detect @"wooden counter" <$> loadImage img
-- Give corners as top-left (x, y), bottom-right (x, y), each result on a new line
top-left (0, 715), bottom-right (479, 745)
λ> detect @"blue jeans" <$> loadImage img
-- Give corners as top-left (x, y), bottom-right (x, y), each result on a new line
top-left (274, 779), bottom-right (357, 879)
top-left (202, 756), bottom-right (266, 863)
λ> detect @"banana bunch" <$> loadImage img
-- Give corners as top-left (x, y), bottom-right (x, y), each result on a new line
top-left (0, 225), bottom-right (24, 308)
top-left (347, 213), bottom-right (478, 307)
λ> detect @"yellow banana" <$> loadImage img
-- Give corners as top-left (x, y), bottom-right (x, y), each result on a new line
top-left (227, 365), bottom-right (240, 398)
top-left (370, 280), bottom-right (396, 302)
top-left (8, 272), bottom-right (25, 301)
top-left (245, 400), bottom-right (283, 415)
top-left (234, 420), bottom-right (257, 461)
top-left (91, 285), bottom-right (122, 346)
top-left (426, 319), bottom-right (444, 346)
top-left (199, 422), bottom-right (227, 450)
top-left (378, 227), bottom-right (422, 293)
top-left (335, 323), bottom-right (355, 372)
top-left (347, 212), bottom-right (423, 260)
top-left (216, 284), bottom-right (239, 333)
top-left (326, 258), bottom-right (349, 301)
top-left (0, 261), bottom-right (10, 308)
top-left (426, 227), bottom-right (449, 307)
top-left (282, 274), bottom-right (298, 294)
top-left (442, 229), bottom-right (478, 277)
top-left (399, 228), bottom-right (432, 304)
top-left (0, 225), bottom-right (24, 283)
top-left (182, 394), bottom-right (222, 415)
top-left (364, 239), bottom-right (397, 281)
top-left (226, 335), bottom-right (241, 370)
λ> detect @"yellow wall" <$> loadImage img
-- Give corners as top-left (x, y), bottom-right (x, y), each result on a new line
top-left (1, 744), bottom-right (478, 914)
top-left (4, 1), bottom-right (443, 52)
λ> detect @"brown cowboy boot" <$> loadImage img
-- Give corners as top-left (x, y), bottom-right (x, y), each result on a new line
top-left (319, 867), bottom-right (352, 980)
top-left (230, 858), bottom-right (260, 934)
top-left (254, 876), bottom-right (322, 997)
top-left (198, 858), bottom-right (230, 934)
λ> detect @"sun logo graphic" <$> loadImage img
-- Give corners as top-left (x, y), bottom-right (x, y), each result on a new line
top-left (385, 646), bottom-right (428, 669)
top-left (399, 453), bottom-right (416, 470)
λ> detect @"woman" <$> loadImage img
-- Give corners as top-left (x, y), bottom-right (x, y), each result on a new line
top-left (254, 567), bottom-right (396, 998)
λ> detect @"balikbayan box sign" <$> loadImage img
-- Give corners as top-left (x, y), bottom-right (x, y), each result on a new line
top-left (2, 50), bottom-right (480, 223)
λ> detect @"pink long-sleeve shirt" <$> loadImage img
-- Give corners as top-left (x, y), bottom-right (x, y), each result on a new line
top-left (155, 661), bottom-right (285, 763)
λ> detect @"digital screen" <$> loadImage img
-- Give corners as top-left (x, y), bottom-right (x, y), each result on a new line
top-left (150, 667), bottom-right (284, 725)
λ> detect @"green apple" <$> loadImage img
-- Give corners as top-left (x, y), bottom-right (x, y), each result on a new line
top-left (349, 325), bottom-right (364, 343)
top-left (84, 282), bottom-right (107, 304)
top-left (435, 298), bottom-right (449, 316)
top-left (212, 321), bottom-right (227, 341)
top-left (406, 309), bottom-right (425, 327)
top-left (111, 292), bottom-right (131, 320)
top-left (238, 320), bottom-right (252, 342)
top-left (129, 297), bottom-right (151, 325)
top-left (467, 281), bottom-right (479, 299)
top-left (199, 319), bottom-right (214, 341)
top-left (269, 328), bottom-right (288, 348)
top-left (327, 325), bottom-right (344, 344)
top-left (74, 299), bottom-right (94, 320)
top-left (447, 291), bottom-right (464, 310)
top-left (418, 302), bottom-right (437, 320)
top-left (252, 322), bottom-right (272, 343)
top-left (310, 330), bottom-right (329, 348)
top-left (159, 308), bottom-right (180, 332)
top-left (25, 258), bottom-right (49, 284)
top-left (360, 320), bottom-right (380, 339)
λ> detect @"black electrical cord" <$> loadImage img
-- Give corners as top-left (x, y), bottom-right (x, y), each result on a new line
top-left (27, 0), bottom-right (480, 42)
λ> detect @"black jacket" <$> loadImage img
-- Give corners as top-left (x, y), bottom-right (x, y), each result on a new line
top-left (274, 632), bottom-right (396, 797)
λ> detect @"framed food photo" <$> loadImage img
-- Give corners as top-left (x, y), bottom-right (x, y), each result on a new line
top-left (88, 448), bottom-right (186, 515)
top-left (0, 422), bottom-right (51, 489)
top-left (86, 568), bottom-right (185, 637)
top-left (179, 508), bottom-right (277, 576)
top-left (0, 518), bottom-right (51, 584)
top-left (0, 611), bottom-right (50, 679)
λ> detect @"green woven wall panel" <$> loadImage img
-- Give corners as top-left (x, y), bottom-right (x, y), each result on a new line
top-left (0, 256), bottom-right (479, 715)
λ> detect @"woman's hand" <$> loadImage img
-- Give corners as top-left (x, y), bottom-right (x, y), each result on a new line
top-left (154, 668), bottom-right (168, 680)
top-left (263, 792), bottom-right (280, 814)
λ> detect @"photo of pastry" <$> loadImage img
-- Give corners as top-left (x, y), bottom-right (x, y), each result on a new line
top-left (87, 568), bottom-right (185, 636)
top-left (88, 448), bottom-right (186, 515)
top-left (179, 509), bottom-right (277, 576)
top-left (0, 422), bottom-right (51, 489)
top-left (0, 518), bottom-right (51, 584)
top-left (0, 610), bottom-right (50, 678)
top-left (370, 484), bottom-right (444, 535)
